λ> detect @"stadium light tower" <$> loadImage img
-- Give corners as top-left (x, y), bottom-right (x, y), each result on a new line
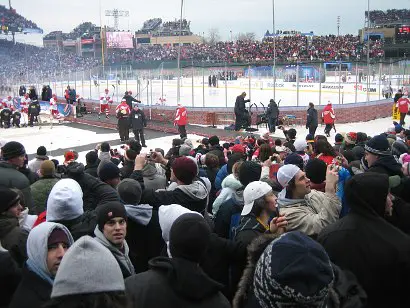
top-left (105, 9), bottom-right (129, 31)
top-left (366, 0), bottom-right (370, 103)
top-left (337, 16), bottom-right (340, 36)
top-left (272, 0), bottom-right (276, 100)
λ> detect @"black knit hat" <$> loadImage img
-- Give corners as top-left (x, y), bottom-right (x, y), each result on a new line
top-left (209, 135), bottom-right (220, 146)
top-left (334, 133), bottom-right (344, 143)
top-left (99, 162), bottom-right (121, 181)
top-left (238, 161), bottom-right (262, 187)
top-left (284, 153), bottom-right (304, 170)
top-left (169, 213), bottom-right (211, 262)
top-left (37, 146), bottom-right (47, 156)
top-left (0, 187), bottom-right (20, 213)
top-left (96, 202), bottom-right (127, 231)
top-left (365, 134), bottom-right (391, 156)
top-left (117, 179), bottom-right (142, 205)
top-left (1, 141), bottom-right (25, 160)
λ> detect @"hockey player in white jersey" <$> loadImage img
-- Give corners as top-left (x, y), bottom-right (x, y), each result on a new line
top-left (99, 88), bottom-right (112, 119)
top-left (20, 94), bottom-right (30, 127)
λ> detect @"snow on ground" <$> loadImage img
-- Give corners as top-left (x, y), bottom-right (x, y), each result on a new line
top-left (0, 115), bottom-right (397, 166)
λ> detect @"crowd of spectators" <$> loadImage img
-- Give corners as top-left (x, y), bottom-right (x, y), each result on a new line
top-left (107, 34), bottom-right (384, 64)
top-left (366, 9), bottom-right (410, 25)
top-left (3, 114), bottom-right (410, 307)
top-left (0, 5), bottom-right (41, 30)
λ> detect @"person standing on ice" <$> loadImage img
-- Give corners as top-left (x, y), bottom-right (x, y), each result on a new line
top-left (322, 102), bottom-right (335, 137)
top-left (99, 88), bottom-right (112, 119)
top-left (234, 92), bottom-right (250, 131)
top-left (49, 94), bottom-right (59, 121)
top-left (116, 98), bottom-right (131, 142)
top-left (306, 102), bottom-right (318, 136)
top-left (123, 91), bottom-right (140, 110)
top-left (397, 94), bottom-right (410, 126)
top-left (130, 104), bottom-right (147, 147)
top-left (174, 103), bottom-right (187, 139)
top-left (20, 94), bottom-right (30, 127)
top-left (266, 99), bottom-right (279, 133)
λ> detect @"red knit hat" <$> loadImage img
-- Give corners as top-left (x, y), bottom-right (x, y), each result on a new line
top-left (64, 151), bottom-right (75, 162)
top-left (171, 157), bottom-right (198, 185)
top-left (231, 144), bottom-right (245, 154)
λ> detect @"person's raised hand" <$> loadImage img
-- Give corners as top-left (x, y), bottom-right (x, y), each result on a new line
top-left (269, 214), bottom-right (288, 235)
top-left (150, 151), bottom-right (167, 165)
top-left (134, 154), bottom-right (147, 171)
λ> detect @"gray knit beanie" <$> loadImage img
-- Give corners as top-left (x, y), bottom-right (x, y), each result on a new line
top-left (51, 236), bottom-right (124, 298)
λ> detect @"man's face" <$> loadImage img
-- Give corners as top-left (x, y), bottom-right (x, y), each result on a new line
top-left (8, 154), bottom-right (26, 168)
top-left (6, 201), bottom-right (23, 218)
top-left (103, 217), bottom-right (127, 247)
top-left (264, 191), bottom-right (278, 214)
top-left (364, 151), bottom-right (378, 167)
top-left (47, 242), bottom-right (69, 277)
top-left (292, 171), bottom-right (311, 199)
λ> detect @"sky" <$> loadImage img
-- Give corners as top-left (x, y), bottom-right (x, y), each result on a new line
top-left (2, 0), bottom-right (409, 46)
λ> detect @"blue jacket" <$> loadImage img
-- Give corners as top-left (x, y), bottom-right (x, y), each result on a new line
top-left (215, 165), bottom-right (228, 191)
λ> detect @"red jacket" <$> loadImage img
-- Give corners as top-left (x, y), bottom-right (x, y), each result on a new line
top-left (174, 106), bottom-right (187, 126)
top-left (115, 102), bottom-right (131, 118)
top-left (397, 97), bottom-right (410, 114)
top-left (322, 104), bottom-right (335, 125)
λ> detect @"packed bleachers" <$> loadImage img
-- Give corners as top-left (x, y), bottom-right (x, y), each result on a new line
top-left (0, 5), bottom-right (41, 30)
top-left (366, 9), bottom-right (410, 26)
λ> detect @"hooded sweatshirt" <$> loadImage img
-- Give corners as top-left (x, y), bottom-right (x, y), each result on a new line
top-left (158, 204), bottom-right (202, 258)
top-left (367, 155), bottom-right (403, 177)
top-left (277, 189), bottom-right (341, 237)
top-left (212, 174), bottom-right (243, 215)
top-left (94, 226), bottom-right (135, 278)
top-left (142, 163), bottom-right (167, 191)
top-left (9, 222), bottom-right (73, 308)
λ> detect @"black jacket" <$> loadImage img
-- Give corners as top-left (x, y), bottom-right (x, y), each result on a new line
top-left (0, 215), bottom-right (28, 267)
top-left (366, 155), bottom-right (403, 177)
top-left (123, 94), bottom-right (140, 110)
top-left (0, 162), bottom-right (33, 211)
top-left (0, 251), bottom-right (21, 308)
top-left (318, 173), bottom-right (410, 308)
top-left (120, 159), bottom-right (135, 179)
top-left (234, 95), bottom-right (249, 115)
top-left (266, 101), bottom-right (279, 119)
top-left (125, 257), bottom-right (230, 308)
top-left (65, 162), bottom-right (120, 211)
top-left (0, 108), bottom-right (11, 121)
top-left (130, 109), bottom-right (147, 130)
top-left (28, 89), bottom-right (38, 101)
top-left (214, 193), bottom-right (244, 239)
top-left (52, 211), bottom-right (97, 241)
top-left (306, 106), bottom-right (318, 128)
top-left (352, 142), bottom-right (366, 161)
top-left (84, 162), bottom-right (99, 178)
top-left (125, 204), bottom-right (164, 273)
top-left (28, 101), bottom-right (39, 116)
top-left (9, 266), bottom-right (52, 308)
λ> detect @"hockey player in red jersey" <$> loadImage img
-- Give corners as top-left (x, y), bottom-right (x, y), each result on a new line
top-left (322, 102), bottom-right (336, 137)
top-left (174, 103), bottom-right (188, 139)
top-left (99, 88), bottom-right (112, 119)
top-left (397, 94), bottom-right (410, 126)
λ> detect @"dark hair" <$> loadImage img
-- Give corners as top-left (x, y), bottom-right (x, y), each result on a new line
top-left (172, 139), bottom-right (183, 147)
top-left (356, 132), bottom-right (368, 143)
top-left (44, 292), bottom-right (128, 308)
top-left (309, 102), bottom-right (314, 108)
top-left (316, 140), bottom-right (337, 157)
top-left (287, 129), bottom-right (297, 140)
top-left (201, 138), bottom-right (209, 146)
top-left (128, 140), bottom-right (142, 154)
top-left (100, 142), bottom-right (110, 152)
top-left (274, 139), bottom-right (282, 146)
top-left (256, 139), bottom-right (266, 147)
top-left (250, 195), bottom-right (268, 217)
top-left (209, 135), bottom-right (220, 146)
top-left (305, 158), bottom-right (327, 184)
top-left (258, 144), bottom-right (273, 162)
top-left (222, 143), bottom-right (230, 150)
top-left (86, 151), bottom-right (98, 164)
top-left (155, 148), bottom-right (164, 156)
top-left (342, 150), bottom-right (355, 164)
top-left (285, 177), bottom-right (296, 199)
top-left (10, 188), bottom-right (25, 207)
top-left (205, 153), bottom-right (219, 169)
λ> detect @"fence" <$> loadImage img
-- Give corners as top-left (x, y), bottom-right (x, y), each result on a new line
top-left (3, 59), bottom-right (410, 108)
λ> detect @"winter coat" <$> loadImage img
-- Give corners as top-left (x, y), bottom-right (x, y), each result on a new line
top-left (8, 266), bottom-right (51, 308)
top-left (174, 106), bottom-right (188, 126)
top-left (352, 142), bottom-right (366, 161)
top-left (134, 170), bottom-right (209, 213)
top-left (266, 101), bottom-right (279, 119)
top-left (209, 144), bottom-right (226, 167)
top-left (213, 174), bottom-right (243, 215)
top-left (28, 101), bottom-right (39, 116)
top-left (397, 97), bottom-right (410, 114)
top-left (64, 162), bottom-right (120, 211)
top-left (277, 189), bottom-right (341, 237)
top-left (0, 250), bottom-right (21, 308)
top-left (84, 162), bottom-right (99, 178)
top-left (214, 190), bottom-right (244, 239)
top-left (0, 161), bottom-right (33, 211)
top-left (125, 204), bottom-right (164, 273)
top-left (120, 159), bottom-right (134, 179)
top-left (367, 155), bottom-right (403, 177)
top-left (0, 214), bottom-right (28, 266)
top-left (306, 106), bottom-right (318, 128)
top-left (123, 94), bottom-right (140, 110)
top-left (142, 163), bottom-right (167, 191)
top-left (322, 104), bottom-right (335, 124)
top-left (28, 155), bottom-right (49, 174)
top-left (94, 226), bottom-right (135, 278)
top-left (199, 166), bottom-right (219, 212)
top-left (130, 109), bottom-right (147, 130)
top-left (234, 95), bottom-right (249, 116)
top-left (215, 164), bottom-right (229, 191)
top-left (30, 177), bottom-right (59, 215)
top-left (318, 173), bottom-right (410, 308)
top-left (125, 257), bottom-right (230, 308)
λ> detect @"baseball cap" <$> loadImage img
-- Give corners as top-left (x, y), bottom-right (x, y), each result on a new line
top-left (241, 181), bottom-right (273, 216)
top-left (277, 164), bottom-right (301, 188)
top-left (293, 139), bottom-right (307, 152)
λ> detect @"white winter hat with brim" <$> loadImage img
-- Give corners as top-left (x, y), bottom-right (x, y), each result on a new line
top-left (242, 181), bottom-right (273, 216)
top-left (277, 164), bottom-right (301, 188)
